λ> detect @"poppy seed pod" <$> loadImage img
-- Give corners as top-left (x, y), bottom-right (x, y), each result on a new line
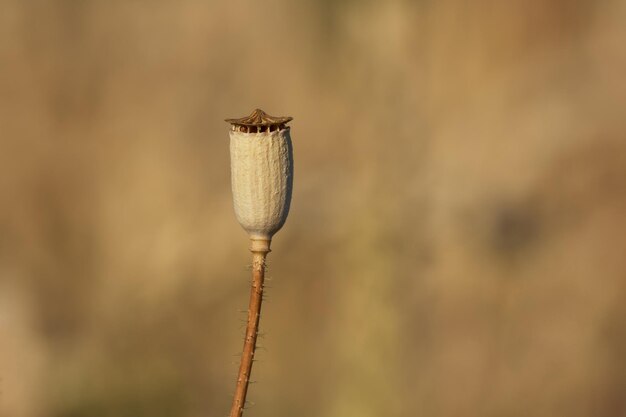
top-left (226, 109), bottom-right (294, 253)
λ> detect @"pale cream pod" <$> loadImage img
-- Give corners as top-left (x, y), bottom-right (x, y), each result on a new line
top-left (226, 109), bottom-right (294, 253)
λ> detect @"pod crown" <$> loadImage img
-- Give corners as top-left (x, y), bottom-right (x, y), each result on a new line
top-left (226, 108), bottom-right (292, 133)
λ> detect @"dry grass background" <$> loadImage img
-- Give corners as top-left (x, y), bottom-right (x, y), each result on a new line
top-left (1, 1), bottom-right (626, 416)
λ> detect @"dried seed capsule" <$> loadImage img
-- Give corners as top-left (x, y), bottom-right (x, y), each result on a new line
top-left (226, 109), bottom-right (294, 251)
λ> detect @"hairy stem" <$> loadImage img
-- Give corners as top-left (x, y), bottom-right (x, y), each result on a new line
top-left (229, 249), bottom-right (268, 417)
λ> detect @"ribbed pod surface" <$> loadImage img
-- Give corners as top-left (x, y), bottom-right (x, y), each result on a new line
top-left (229, 128), bottom-right (293, 240)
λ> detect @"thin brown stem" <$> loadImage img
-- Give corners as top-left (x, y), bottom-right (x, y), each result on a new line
top-left (229, 249), bottom-right (268, 417)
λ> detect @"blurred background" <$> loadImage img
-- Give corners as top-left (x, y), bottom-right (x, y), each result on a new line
top-left (1, 1), bottom-right (625, 416)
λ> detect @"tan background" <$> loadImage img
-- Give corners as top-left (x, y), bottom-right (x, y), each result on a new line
top-left (1, 1), bottom-right (625, 416)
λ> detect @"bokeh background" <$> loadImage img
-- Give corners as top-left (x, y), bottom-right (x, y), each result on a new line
top-left (1, 1), bottom-right (625, 416)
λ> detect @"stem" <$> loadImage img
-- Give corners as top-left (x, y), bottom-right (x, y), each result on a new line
top-left (229, 247), bottom-right (268, 417)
